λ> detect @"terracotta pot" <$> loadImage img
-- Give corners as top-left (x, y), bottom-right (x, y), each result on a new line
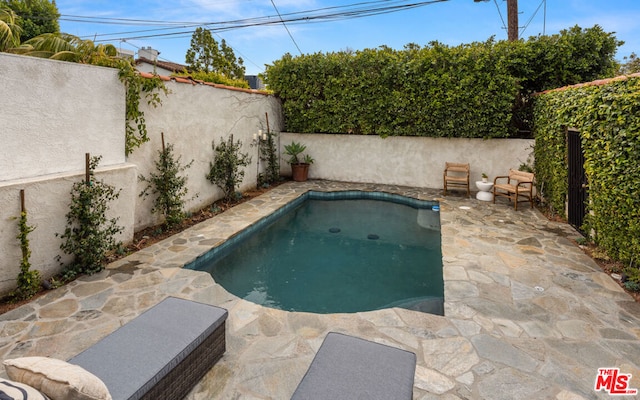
top-left (291, 163), bottom-right (310, 182)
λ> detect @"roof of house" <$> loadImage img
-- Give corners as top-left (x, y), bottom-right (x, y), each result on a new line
top-left (138, 71), bottom-right (271, 96)
top-left (135, 57), bottom-right (188, 73)
top-left (538, 72), bottom-right (640, 95)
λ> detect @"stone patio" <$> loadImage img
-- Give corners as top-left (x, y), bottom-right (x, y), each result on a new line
top-left (1, 180), bottom-right (639, 399)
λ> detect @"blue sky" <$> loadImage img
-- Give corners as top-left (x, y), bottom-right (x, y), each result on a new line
top-left (56, 0), bottom-right (640, 75)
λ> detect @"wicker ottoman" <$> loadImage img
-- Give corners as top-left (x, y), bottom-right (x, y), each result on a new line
top-left (69, 297), bottom-right (227, 400)
top-left (291, 332), bottom-right (416, 400)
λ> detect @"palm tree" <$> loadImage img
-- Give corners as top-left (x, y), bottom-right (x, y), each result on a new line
top-left (10, 33), bottom-right (118, 64)
top-left (0, 7), bottom-right (21, 52)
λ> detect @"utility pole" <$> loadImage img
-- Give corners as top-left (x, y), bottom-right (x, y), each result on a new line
top-left (507, 0), bottom-right (518, 41)
top-left (474, 0), bottom-right (519, 41)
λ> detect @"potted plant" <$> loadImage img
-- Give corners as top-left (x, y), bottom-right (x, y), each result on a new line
top-left (481, 173), bottom-right (488, 183)
top-left (284, 141), bottom-right (314, 182)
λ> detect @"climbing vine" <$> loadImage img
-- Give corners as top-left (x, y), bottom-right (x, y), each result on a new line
top-left (533, 77), bottom-right (640, 286)
top-left (258, 130), bottom-right (280, 187)
top-left (116, 62), bottom-right (168, 155)
top-left (13, 203), bottom-right (40, 300)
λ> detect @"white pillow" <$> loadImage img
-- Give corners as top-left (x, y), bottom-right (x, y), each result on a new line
top-left (0, 378), bottom-right (49, 399)
top-left (3, 357), bottom-right (112, 400)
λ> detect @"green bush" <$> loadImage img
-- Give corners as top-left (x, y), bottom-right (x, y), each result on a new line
top-left (139, 141), bottom-right (194, 228)
top-left (266, 41), bottom-right (518, 138)
top-left (58, 156), bottom-right (123, 277)
top-left (206, 135), bottom-right (251, 202)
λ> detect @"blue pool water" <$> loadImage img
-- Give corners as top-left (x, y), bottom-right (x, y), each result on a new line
top-left (187, 191), bottom-right (444, 315)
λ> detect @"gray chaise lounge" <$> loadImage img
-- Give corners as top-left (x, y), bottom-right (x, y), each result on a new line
top-left (69, 297), bottom-right (227, 400)
top-left (291, 332), bottom-right (416, 400)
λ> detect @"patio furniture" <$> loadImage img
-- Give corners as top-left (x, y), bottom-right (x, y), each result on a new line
top-left (443, 162), bottom-right (470, 197)
top-left (493, 169), bottom-right (535, 210)
top-left (291, 332), bottom-right (416, 400)
top-left (475, 180), bottom-right (494, 201)
top-left (69, 297), bottom-right (228, 400)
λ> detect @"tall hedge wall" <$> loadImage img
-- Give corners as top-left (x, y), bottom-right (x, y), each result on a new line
top-left (266, 41), bottom-right (519, 138)
top-left (533, 77), bottom-right (640, 264)
top-left (265, 26), bottom-right (620, 138)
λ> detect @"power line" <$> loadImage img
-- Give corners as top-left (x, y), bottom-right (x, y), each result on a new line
top-left (492, 0), bottom-right (507, 32)
top-left (57, 0), bottom-right (448, 42)
top-left (519, 0), bottom-right (545, 37)
top-left (270, 0), bottom-right (303, 55)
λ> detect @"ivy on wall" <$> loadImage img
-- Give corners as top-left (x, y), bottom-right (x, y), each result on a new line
top-left (533, 77), bottom-right (640, 267)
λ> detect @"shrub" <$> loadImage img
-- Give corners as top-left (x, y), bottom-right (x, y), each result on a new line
top-left (58, 155), bottom-right (123, 277)
top-left (206, 135), bottom-right (251, 202)
top-left (139, 140), bottom-right (194, 228)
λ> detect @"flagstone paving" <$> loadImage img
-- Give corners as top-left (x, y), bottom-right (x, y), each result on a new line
top-left (1, 180), bottom-right (639, 399)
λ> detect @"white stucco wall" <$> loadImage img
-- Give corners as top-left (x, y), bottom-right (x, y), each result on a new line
top-left (0, 53), bottom-right (125, 182)
top-left (129, 81), bottom-right (283, 230)
top-left (0, 54), bottom-right (283, 295)
top-left (279, 133), bottom-right (535, 188)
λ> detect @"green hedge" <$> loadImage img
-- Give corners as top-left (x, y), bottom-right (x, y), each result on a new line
top-left (533, 77), bottom-right (640, 264)
top-left (265, 25), bottom-right (622, 137)
top-left (265, 26), bottom-right (620, 138)
top-left (266, 41), bottom-right (519, 138)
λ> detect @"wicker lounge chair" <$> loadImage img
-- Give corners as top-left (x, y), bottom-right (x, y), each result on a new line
top-left (291, 332), bottom-right (416, 400)
top-left (493, 169), bottom-right (535, 210)
top-left (69, 297), bottom-right (228, 400)
top-left (443, 162), bottom-right (470, 197)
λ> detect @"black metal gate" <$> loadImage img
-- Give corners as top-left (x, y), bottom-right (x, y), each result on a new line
top-left (567, 129), bottom-right (588, 233)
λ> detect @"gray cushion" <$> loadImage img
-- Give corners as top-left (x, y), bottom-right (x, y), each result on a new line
top-left (69, 297), bottom-right (227, 400)
top-left (291, 332), bottom-right (416, 400)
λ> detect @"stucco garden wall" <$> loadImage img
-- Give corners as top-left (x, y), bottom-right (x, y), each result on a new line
top-left (279, 133), bottom-right (535, 188)
top-left (0, 53), bottom-right (282, 295)
top-left (0, 53), bottom-right (125, 181)
top-left (0, 165), bottom-right (137, 294)
top-left (130, 79), bottom-right (283, 230)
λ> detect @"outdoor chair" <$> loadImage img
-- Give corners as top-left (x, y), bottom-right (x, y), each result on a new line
top-left (443, 162), bottom-right (470, 197)
top-left (3, 297), bottom-right (228, 400)
top-left (493, 169), bottom-right (535, 210)
top-left (291, 332), bottom-right (416, 400)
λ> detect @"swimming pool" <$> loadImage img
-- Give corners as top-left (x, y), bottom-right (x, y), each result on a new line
top-left (186, 191), bottom-right (443, 315)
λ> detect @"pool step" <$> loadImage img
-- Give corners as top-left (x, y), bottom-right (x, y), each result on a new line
top-left (380, 296), bottom-right (444, 316)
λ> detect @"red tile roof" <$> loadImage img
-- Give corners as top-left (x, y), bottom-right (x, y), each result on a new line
top-left (135, 57), bottom-right (187, 73)
top-left (538, 72), bottom-right (640, 95)
top-left (138, 71), bottom-right (271, 95)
